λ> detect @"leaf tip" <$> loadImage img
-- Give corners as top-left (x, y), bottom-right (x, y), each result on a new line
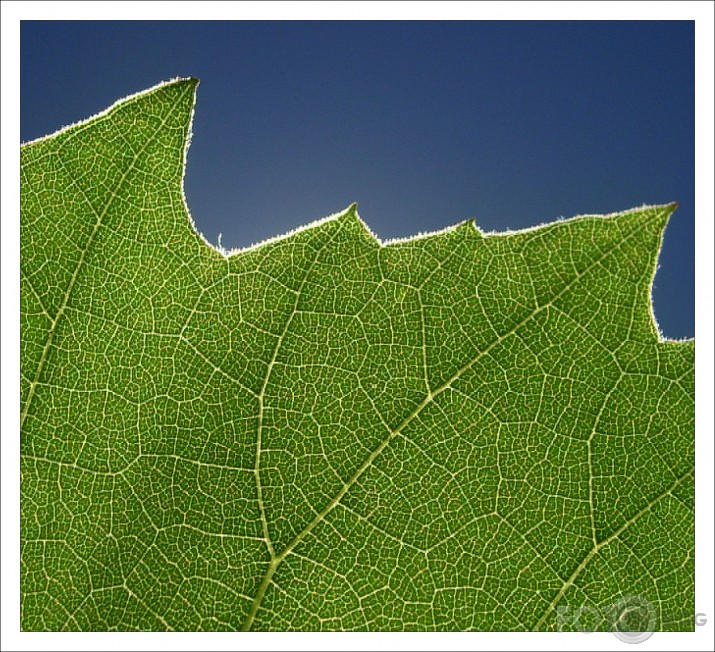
top-left (167, 75), bottom-right (199, 88)
top-left (463, 218), bottom-right (484, 237)
top-left (658, 201), bottom-right (679, 221)
top-left (655, 201), bottom-right (678, 217)
top-left (341, 203), bottom-right (383, 246)
top-left (647, 202), bottom-right (680, 238)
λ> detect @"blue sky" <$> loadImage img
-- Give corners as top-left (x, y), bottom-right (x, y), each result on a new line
top-left (21, 21), bottom-right (694, 338)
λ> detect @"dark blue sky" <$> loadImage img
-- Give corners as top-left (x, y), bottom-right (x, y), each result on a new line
top-left (21, 21), bottom-right (694, 338)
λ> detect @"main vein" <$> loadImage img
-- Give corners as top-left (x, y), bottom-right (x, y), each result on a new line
top-left (241, 212), bottom-right (664, 630)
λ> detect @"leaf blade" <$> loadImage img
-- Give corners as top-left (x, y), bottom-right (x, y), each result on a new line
top-left (20, 80), bottom-right (694, 632)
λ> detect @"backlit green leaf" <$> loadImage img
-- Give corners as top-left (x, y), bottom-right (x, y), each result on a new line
top-left (21, 79), bottom-right (694, 632)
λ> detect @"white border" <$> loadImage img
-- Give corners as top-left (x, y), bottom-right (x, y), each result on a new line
top-left (2, 3), bottom-right (713, 651)
top-left (693, 8), bottom-right (715, 651)
top-left (0, 0), bottom-right (713, 21)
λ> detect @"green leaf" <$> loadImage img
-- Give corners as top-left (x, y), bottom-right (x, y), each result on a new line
top-left (21, 79), bottom-right (694, 632)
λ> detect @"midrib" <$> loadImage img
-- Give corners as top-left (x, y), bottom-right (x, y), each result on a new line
top-left (241, 207), bottom-right (670, 630)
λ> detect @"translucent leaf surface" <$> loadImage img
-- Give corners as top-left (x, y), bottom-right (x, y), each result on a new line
top-left (20, 79), bottom-right (694, 631)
